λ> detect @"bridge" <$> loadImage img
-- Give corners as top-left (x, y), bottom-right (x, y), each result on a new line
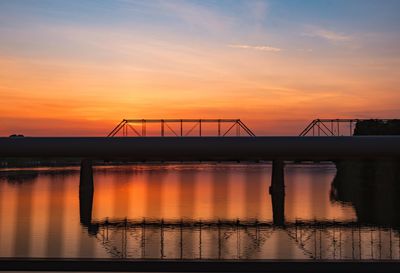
top-left (108, 118), bottom-right (400, 137)
top-left (2, 136), bottom-right (399, 201)
top-left (1, 120), bottom-right (400, 231)
top-left (2, 119), bottom-right (400, 222)
top-left (299, 118), bottom-right (400, 136)
top-left (1, 136), bottom-right (399, 160)
top-left (3, 118), bottom-right (399, 162)
top-left (108, 119), bottom-right (256, 137)
top-left (1, 118), bottom-right (400, 272)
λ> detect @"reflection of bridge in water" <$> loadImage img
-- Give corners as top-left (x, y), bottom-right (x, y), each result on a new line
top-left (77, 159), bottom-right (400, 260)
top-left (86, 218), bottom-right (400, 260)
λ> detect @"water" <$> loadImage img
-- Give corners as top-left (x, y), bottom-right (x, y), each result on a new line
top-left (0, 163), bottom-right (399, 260)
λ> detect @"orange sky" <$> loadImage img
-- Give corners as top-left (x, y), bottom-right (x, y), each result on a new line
top-left (1, 1), bottom-right (399, 136)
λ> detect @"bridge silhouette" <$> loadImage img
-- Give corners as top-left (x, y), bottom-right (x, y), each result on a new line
top-left (300, 119), bottom-right (400, 136)
top-left (1, 118), bottom-right (400, 272)
top-left (108, 119), bottom-right (256, 137)
top-left (108, 118), bottom-right (400, 137)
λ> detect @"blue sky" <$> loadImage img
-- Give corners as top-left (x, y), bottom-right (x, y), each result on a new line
top-left (1, 0), bottom-right (399, 60)
top-left (0, 0), bottom-right (399, 135)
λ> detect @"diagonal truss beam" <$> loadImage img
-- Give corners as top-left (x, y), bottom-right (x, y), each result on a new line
top-left (108, 119), bottom-right (256, 137)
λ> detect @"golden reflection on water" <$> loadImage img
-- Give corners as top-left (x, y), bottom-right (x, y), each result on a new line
top-left (90, 164), bottom-right (353, 221)
top-left (0, 163), bottom-right (398, 259)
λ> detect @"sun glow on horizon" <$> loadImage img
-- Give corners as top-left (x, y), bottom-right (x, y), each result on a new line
top-left (1, 0), bottom-right (399, 136)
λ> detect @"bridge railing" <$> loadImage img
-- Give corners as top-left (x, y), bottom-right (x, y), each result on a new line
top-left (108, 119), bottom-right (256, 137)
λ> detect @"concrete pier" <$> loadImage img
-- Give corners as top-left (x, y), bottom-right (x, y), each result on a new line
top-left (270, 160), bottom-right (285, 226)
top-left (79, 160), bottom-right (95, 233)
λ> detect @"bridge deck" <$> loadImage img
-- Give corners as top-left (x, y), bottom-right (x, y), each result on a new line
top-left (1, 136), bottom-right (400, 160)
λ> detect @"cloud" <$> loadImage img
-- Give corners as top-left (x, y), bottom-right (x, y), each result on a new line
top-left (228, 44), bottom-right (281, 52)
top-left (304, 26), bottom-right (351, 42)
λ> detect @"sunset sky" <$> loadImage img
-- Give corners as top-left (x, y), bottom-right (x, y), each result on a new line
top-left (1, 0), bottom-right (399, 136)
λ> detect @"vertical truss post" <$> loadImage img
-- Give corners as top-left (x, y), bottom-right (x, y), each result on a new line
top-left (161, 120), bottom-right (165, 137)
top-left (142, 120), bottom-right (146, 137)
top-left (199, 119), bottom-right (202, 136)
top-left (180, 120), bottom-right (183, 137)
top-left (350, 120), bottom-right (353, 136)
top-left (337, 120), bottom-right (340, 136)
top-left (218, 119), bottom-right (221, 136)
top-left (318, 120), bottom-right (320, 136)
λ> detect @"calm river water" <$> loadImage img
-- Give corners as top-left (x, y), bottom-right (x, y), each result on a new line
top-left (0, 163), bottom-right (399, 260)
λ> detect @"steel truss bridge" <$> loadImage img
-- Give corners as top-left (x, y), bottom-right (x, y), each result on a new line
top-left (108, 118), bottom-right (398, 138)
top-left (87, 218), bottom-right (400, 260)
top-left (299, 119), bottom-right (399, 136)
top-left (108, 119), bottom-right (256, 137)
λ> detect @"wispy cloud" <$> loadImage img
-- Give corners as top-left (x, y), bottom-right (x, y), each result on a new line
top-left (304, 26), bottom-right (351, 42)
top-left (228, 44), bottom-right (281, 52)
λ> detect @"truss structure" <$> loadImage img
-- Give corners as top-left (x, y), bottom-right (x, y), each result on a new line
top-left (299, 119), bottom-right (399, 136)
top-left (108, 119), bottom-right (256, 137)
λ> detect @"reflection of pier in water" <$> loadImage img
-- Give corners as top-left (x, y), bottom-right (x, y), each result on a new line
top-left (77, 161), bottom-right (400, 260)
top-left (85, 218), bottom-right (400, 260)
